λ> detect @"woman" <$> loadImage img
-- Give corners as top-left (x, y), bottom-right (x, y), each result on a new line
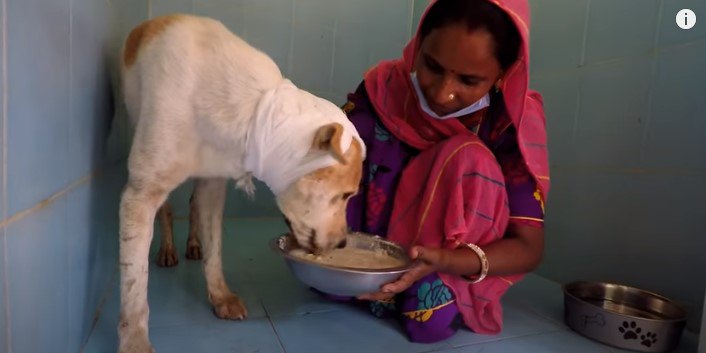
top-left (342, 0), bottom-right (550, 343)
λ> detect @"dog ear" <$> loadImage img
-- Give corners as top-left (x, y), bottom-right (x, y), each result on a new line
top-left (312, 123), bottom-right (347, 164)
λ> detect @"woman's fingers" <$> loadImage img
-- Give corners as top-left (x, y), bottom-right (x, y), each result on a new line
top-left (357, 248), bottom-right (443, 301)
top-left (381, 274), bottom-right (415, 293)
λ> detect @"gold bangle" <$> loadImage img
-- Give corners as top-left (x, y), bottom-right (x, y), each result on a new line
top-left (462, 242), bottom-right (489, 284)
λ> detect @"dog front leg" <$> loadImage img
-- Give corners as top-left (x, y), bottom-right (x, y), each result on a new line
top-left (119, 181), bottom-right (167, 353)
top-left (194, 178), bottom-right (248, 320)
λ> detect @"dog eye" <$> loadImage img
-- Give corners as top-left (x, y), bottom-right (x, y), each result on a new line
top-left (332, 192), bottom-right (355, 204)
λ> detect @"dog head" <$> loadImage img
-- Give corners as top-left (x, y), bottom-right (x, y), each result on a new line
top-left (276, 122), bottom-right (363, 252)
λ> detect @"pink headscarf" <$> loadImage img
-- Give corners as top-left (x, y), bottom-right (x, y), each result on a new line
top-left (364, 0), bottom-right (549, 201)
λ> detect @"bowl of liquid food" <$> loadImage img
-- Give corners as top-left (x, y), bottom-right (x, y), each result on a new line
top-left (270, 232), bottom-right (413, 296)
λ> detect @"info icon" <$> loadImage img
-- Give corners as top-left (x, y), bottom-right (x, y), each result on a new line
top-left (676, 9), bottom-right (696, 30)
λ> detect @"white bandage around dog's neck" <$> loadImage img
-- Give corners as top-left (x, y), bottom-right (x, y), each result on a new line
top-left (244, 79), bottom-right (365, 195)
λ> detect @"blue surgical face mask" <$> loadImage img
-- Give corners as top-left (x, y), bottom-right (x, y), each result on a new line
top-left (410, 72), bottom-right (490, 120)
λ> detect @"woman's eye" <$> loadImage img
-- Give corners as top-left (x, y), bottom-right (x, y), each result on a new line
top-left (342, 192), bottom-right (353, 200)
top-left (425, 58), bottom-right (444, 74)
top-left (460, 76), bottom-right (479, 86)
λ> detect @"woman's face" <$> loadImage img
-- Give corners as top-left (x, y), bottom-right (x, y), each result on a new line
top-left (413, 23), bottom-right (503, 117)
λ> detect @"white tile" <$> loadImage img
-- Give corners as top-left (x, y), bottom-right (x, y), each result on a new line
top-left (529, 0), bottom-right (588, 75)
top-left (151, 0), bottom-right (193, 17)
top-left (70, 0), bottom-right (113, 181)
top-left (331, 22), bottom-right (376, 95)
top-left (150, 319), bottom-right (284, 353)
top-left (642, 41), bottom-right (706, 170)
top-left (243, 9), bottom-right (292, 70)
top-left (290, 23), bottom-right (334, 92)
top-left (504, 273), bottom-right (566, 327)
top-left (0, 231), bottom-right (6, 353)
top-left (447, 302), bottom-right (563, 347)
top-left (272, 308), bottom-right (451, 353)
top-left (6, 199), bottom-right (69, 353)
top-left (583, 0), bottom-right (659, 63)
top-left (6, 0), bottom-right (71, 216)
top-left (530, 73), bottom-right (580, 168)
top-left (193, 0), bottom-right (246, 35)
top-left (451, 330), bottom-right (614, 353)
top-left (573, 59), bottom-right (651, 169)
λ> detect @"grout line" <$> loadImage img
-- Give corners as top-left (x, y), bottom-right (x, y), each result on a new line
top-left (570, 0), bottom-right (592, 142)
top-left (264, 306), bottom-right (345, 320)
top-left (262, 305), bottom-right (288, 353)
top-left (532, 36), bottom-right (706, 81)
top-left (1, 228), bottom-right (7, 353)
top-left (651, 0), bottom-right (665, 50)
top-left (407, 0), bottom-right (414, 41)
top-left (524, 310), bottom-right (567, 328)
top-left (570, 77), bottom-right (581, 142)
top-left (549, 165), bottom-right (706, 177)
top-left (578, 0), bottom-right (591, 66)
top-left (0, 170), bottom-right (100, 229)
top-left (286, 0), bottom-right (295, 76)
top-left (638, 0), bottom-right (665, 166)
top-left (441, 330), bottom-right (568, 351)
top-left (79, 265), bottom-right (119, 353)
top-left (576, 57), bottom-right (623, 67)
top-left (68, 0), bottom-right (73, 171)
top-left (328, 20), bottom-right (336, 93)
top-left (68, 0), bottom-right (75, 346)
top-left (2, 0), bottom-right (11, 348)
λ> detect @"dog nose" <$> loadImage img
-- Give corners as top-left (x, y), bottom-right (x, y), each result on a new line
top-left (336, 238), bottom-right (347, 249)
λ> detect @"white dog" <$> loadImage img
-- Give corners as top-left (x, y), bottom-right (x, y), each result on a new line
top-left (118, 14), bottom-right (364, 353)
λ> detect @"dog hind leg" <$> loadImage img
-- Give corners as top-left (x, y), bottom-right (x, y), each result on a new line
top-left (194, 177), bottom-right (248, 320)
top-left (118, 180), bottom-right (171, 353)
top-left (156, 202), bottom-right (178, 267)
top-left (186, 189), bottom-right (203, 260)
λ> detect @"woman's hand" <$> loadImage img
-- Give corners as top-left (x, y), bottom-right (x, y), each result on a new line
top-left (357, 246), bottom-right (448, 301)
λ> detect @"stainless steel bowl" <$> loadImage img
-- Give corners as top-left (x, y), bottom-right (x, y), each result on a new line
top-left (270, 232), bottom-right (413, 296)
top-left (563, 281), bottom-right (687, 352)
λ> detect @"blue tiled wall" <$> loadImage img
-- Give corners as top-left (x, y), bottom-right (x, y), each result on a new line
top-left (0, 0), bottom-right (139, 352)
top-left (529, 0), bottom-right (706, 331)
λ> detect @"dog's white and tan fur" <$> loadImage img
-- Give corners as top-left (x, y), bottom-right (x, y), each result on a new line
top-left (119, 14), bottom-right (363, 353)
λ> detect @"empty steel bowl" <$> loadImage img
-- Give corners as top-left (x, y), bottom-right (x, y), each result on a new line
top-left (563, 281), bottom-right (687, 352)
top-left (270, 232), bottom-right (413, 296)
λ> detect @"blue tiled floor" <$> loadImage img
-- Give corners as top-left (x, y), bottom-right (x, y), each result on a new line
top-left (83, 219), bottom-right (699, 353)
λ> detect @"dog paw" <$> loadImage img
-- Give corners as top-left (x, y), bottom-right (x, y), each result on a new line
top-left (185, 242), bottom-right (202, 260)
top-left (212, 294), bottom-right (248, 320)
top-left (118, 326), bottom-right (155, 353)
top-left (118, 343), bottom-right (155, 353)
top-left (118, 344), bottom-right (155, 353)
top-left (156, 246), bottom-right (178, 267)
